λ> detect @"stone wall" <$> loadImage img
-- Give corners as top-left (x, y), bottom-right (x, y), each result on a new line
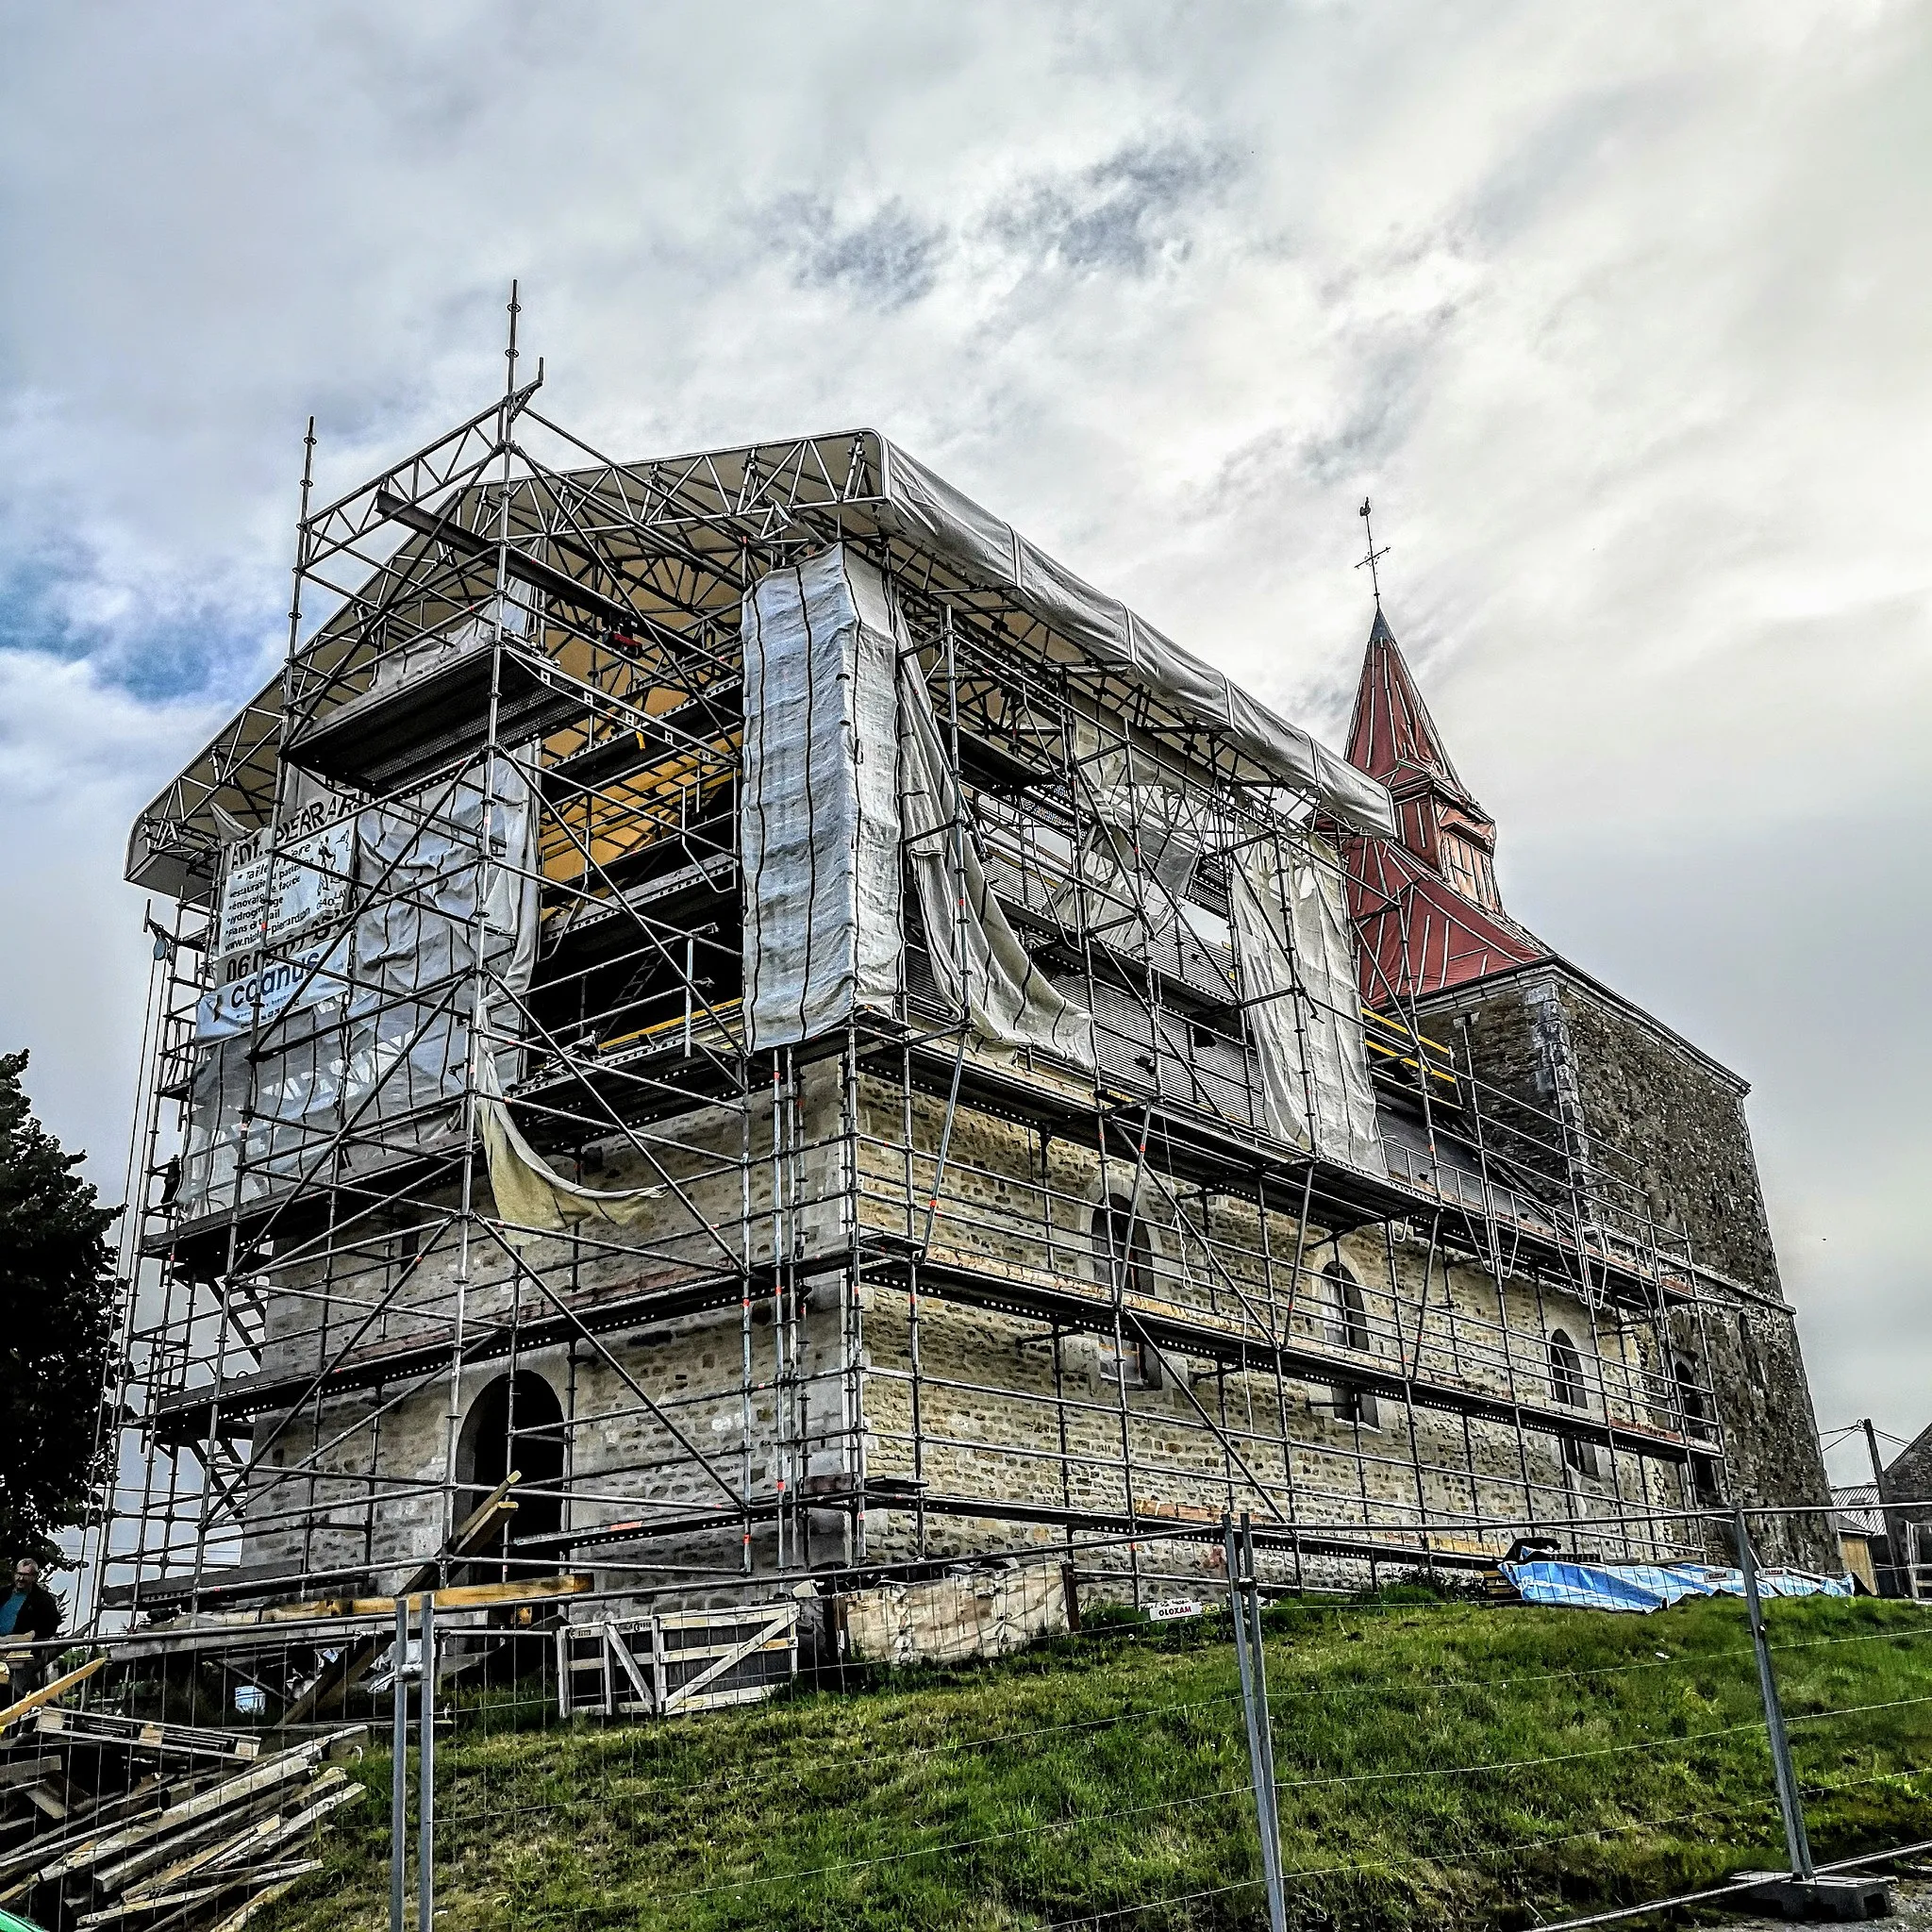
top-left (1418, 965), bottom-right (1834, 1571)
top-left (232, 998), bottom-right (1819, 1607)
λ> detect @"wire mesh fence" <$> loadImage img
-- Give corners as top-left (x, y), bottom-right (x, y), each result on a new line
top-left (9, 1501), bottom-right (1931, 1932)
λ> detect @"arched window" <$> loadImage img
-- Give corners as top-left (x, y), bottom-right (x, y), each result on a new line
top-left (1549, 1329), bottom-right (1587, 1408)
top-left (1091, 1195), bottom-right (1160, 1389)
top-left (1550, 1329), bottom-right (1598, 1477)
top-left (1674, 1356), bottom-right (1722, 1504)
top-left (1323, 1260), bottom-right (1377, 1429)
top-left (458, 1372), bottom-right (565, 1575)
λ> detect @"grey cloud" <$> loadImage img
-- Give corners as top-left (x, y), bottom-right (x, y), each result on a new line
top-left (756, 195), bottom-right (949, 311)
top-left (983, 137), bottom-right (1238, 275)
top-left (1, 1), bottom-right (1929, 1466)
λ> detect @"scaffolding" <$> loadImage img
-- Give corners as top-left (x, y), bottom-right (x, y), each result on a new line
top-left (92, 368), bottom-right (1740, 1633)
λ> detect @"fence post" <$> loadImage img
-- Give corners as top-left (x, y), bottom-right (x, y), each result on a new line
top-left (1735, 1501), bottom-right (1812, 1881)
top-left (418, 1594), bottom-right (436, 1932)
top-left (391, 1596), bottom-right (408, 1932)
top-left (1224, 1512), bottom-right (1287, 1932)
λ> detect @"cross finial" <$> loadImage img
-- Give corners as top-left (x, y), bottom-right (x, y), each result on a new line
top-left (1356, 496), bottom-right (1389, 606)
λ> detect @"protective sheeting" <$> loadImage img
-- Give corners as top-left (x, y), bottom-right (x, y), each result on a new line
top-left (1502, 1561), bottom-right (1855, 1613)
top-left (899, 654), bottom-right (1095, 1067)
top-left (342, 755), bottom-right (538, 1147)
top-left (879, 441), bottom-right (1396, 840)
top-left (475, 1058), bottom-right (663, 1248)
top-left (1227, 837), bottom-right (1385, 1171)
top-left (740, 542), bottom-right (1091, 1066)
top-left (740, 547), bottom-right (902, 1051)
top-left (177, 755), bottom-right (538, 1216)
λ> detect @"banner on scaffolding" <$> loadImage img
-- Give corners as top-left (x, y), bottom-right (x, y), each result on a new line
top-left (212, 795), bottom-right (358, 962)
top-left (179, 756), bottom-right (539, 1216)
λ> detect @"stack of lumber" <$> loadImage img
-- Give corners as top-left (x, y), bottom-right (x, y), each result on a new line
top-left (0, 1672), bottom-right (361, 1932)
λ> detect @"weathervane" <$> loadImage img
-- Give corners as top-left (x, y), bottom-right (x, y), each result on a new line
top-left (1357, 497), bottom-right (1389, 606)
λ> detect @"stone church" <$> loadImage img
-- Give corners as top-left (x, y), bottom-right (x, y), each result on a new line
top-left (113, 415), bottom-right (1837, 1628)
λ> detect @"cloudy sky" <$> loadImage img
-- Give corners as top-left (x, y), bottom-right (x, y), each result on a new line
top-left (2, 2), bottom-right (1925, 1480)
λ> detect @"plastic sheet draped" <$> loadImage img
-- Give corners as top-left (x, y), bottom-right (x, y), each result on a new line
top-left (739, 542), bottom-right (1091, 1065)
top-left (342, 755), bottom-right (538, 1148)
top-left (1226, 837), bottom-right (1385, 1171)
top-left (879, 441), bottom-right (1396, 840)
top-left (898, 656), bottom-right (1095, 1067)
top-left (1502, 1561), bottom-right (1855, 1613)
top-left (474, 1060), bottom-right (664, 1248)
top-left (740, 547), bottom-right (903, 1051)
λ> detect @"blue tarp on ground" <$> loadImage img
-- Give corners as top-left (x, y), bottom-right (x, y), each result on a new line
top-left (1502, 1561), bottom-right (1856, 1612)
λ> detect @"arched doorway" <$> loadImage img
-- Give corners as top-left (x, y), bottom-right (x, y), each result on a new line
top-left (457, 1372), bottom-right (565, 1575)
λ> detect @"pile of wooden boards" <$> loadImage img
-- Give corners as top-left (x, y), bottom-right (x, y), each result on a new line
top-left (0, 1673), bottom-right (362, 1932)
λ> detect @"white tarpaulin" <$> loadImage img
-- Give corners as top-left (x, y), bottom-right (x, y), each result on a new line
top-left (878, 441), bottom-right (1396, 840)
top-left (741, 547), bottom-right (903, 1050)
top-left (898, 657), bottom-right (1094, 1067)
top-left (741, 541), bottom-right (1091, 1065)
top-left (1227, 836), bottom-right (1385, 1172)
top-left (342, 755), bottom-right (538, 1143)
top-left (178, 754), bottom-right (539, 1214)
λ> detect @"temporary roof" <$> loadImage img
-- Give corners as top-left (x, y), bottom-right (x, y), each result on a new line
top-left (127, 427), bottom-right (1395, 901)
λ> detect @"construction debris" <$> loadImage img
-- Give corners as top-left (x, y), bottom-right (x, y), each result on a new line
top-left (0, 1679), bottom-right (362, 1932)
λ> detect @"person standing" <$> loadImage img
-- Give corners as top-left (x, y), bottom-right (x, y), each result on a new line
top-left (0, 1557), bottom-right (63, 1695)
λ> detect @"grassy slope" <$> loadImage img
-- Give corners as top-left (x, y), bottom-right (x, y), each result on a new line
top-left (282, 1591), bottom-right (1932, 1932)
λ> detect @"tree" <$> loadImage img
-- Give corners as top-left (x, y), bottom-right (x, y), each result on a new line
top-left (0, 1051), bottom-right (120, 1567)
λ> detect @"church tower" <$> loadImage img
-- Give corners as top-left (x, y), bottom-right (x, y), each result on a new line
top-left (1338, 605), bottom-right (1544, 1004)
top-left (1333, 594), bottom-right (1832, 1563)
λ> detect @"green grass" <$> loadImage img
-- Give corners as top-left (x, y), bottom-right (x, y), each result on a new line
top-left (279, 1591), bottom-right (1932, 1932)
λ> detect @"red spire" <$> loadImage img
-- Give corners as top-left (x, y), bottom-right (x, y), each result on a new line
top-left (1345, 605), bottom-right (1471, 798)
top-left (1335, 607), bottom-right (1546, 1003)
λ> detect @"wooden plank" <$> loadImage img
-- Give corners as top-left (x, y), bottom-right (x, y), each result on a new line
top-left (277, 1475), bottom-right (523, 1725)
top-left (34, 1741), bottom-right (336, 1882)
top-left (0, 1781), bottom-right (178, 1884)
top-left (125, 1774), bottom-right (349, 1900)
top-left (0, 1657), bottom-right (105, 1733)
top-left (93, 1779), bottom-right (332, 1894)
top-left (151, 1571), bottom-right (593, 1635)
top-left (197, 1782), bottom-right (359, 1877)
top-left (35, 1709), bottom-right (262, 1762)
top-left (200, 1872), bottom-right (301, 1932)
top-left (80, 1858), bottom-right (324, 1924)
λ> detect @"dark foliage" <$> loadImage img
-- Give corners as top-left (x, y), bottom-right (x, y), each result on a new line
top-left (0, 1050), bottom-right (120, 1566)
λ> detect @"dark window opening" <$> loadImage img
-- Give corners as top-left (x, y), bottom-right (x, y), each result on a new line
top-left (1549, 1329), bottom-right (1587, 1407)
top-left (457, 1371), bottom-right (565, 1577)
top-left (1324, 1259), bottom-right (1377, 1429)
top-left (1092, 1195), bottom-right (1161, 1389)
top-left (1550, 1328), bottom-right (1599, 1476)
top-left (1674, 1356), bottom-right (1713, 1440)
